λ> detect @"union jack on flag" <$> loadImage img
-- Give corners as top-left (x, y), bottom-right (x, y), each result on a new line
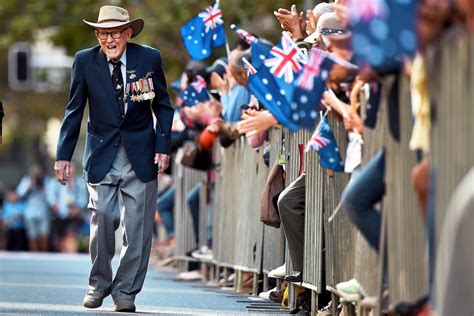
top-left (198, 1), bottom-right (224, 33)
top-left (242, 57), bottom-right (257, 77)
top-left (297, 48), bottom-right (329, 91)
top-left (306, 129), bottom-right (331, 151)
top-left (264, 32), bottom-right (304, 84)
top-left (191, 75), bottom-right (207, 93)
top-left (230, 24), bottom-right (258, 44)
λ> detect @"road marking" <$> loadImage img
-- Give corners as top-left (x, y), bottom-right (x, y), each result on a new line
top-left (0, 302), bottom-right (245, 315)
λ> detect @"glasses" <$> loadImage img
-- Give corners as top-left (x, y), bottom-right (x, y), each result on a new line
top-left (96, 28), bottom-right (128, 40)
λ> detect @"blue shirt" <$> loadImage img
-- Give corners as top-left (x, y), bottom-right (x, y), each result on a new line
top-left (2, 201), bottom-right (26, 229)
top-left (221, 84), bottom-right (251, 123)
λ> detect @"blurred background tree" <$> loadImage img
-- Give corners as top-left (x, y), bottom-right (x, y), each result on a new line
top-left (0, 0), bottom-right (315, 187)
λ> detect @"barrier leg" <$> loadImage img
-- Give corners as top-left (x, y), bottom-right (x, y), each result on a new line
top-left (223, 267), bottom-right (228, 287)
top-left (276, 278), bottom-right (282, 290)
top-left (235, 270), bottom-right (242, 292)
top-left (331, 293), bottom-right (339, 316)
top-left (311, 291), bottom-right (318, 316)
top-left (252, 272), bottom-right (259, 296)
top-left (202, 262), bottom-right (208, 282)
top-left (289, 283), bottom-right (297, 309)
top-left (263, 274), bottom-right (269, 292)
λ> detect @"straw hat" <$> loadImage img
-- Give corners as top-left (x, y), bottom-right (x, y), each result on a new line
top-left (83, 5), bottom-right (144, 38)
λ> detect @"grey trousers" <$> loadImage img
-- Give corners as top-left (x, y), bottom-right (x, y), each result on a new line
top-left (278, 173), bottom-right (306, 272)
top-left (86, 144), bottom-right (157, 303)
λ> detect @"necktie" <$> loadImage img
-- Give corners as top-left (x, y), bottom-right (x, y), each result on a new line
top-left (110, 60), bottom-right (125, 119)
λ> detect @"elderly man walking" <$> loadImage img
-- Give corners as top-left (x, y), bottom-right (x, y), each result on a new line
top-left (54, 6), bottom-right (174, 312)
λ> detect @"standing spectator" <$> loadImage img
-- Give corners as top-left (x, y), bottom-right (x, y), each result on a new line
top-left (16, 166), bottom-right (50, 252)
top-left (49, 163), bottom-right (88, 253)
top-left (2, 190), bottom-right (28, 251)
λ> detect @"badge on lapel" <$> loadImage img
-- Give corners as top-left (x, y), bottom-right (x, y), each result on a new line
top-left (126, 72), bottom-right (155, 102)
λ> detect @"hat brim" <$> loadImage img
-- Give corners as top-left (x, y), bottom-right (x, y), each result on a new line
top-left (83, 18), bottom-right (144, 38)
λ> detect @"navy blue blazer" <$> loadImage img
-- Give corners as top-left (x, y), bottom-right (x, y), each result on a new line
top-left (56, 43), bottom-right (174, 184)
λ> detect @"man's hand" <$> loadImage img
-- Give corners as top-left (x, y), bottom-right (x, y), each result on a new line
top-left (154, 154), bottom-right (170, 174)
top-left (274, 5), bottom-right (306, 39)
top-left (54, 160), bottom-right (71, 185)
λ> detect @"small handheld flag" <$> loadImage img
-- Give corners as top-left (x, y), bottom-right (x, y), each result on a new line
top-left (306, 114), bottom-right (344, 172)
top-left (179, 75), bottom-right (211, 106)
top-left (242, 57), bottom-right (257, 77)
top-left (181, 1), bottom-right (226, 60)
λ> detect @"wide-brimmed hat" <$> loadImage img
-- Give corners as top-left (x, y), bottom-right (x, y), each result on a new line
top-left (83, 5), bottom-right (144, 38)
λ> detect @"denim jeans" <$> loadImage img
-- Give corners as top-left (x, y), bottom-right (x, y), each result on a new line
top-left (187, 184), bottom-right (200, 243)
top-left (157, 186), bottom-right (175, 239)
top-left (341, 149), bottom-right (385, 251)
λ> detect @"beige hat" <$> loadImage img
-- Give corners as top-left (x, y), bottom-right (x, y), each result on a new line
top-left (83, 5), bottom-right (144, 38)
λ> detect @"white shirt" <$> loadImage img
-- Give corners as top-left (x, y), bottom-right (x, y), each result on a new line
top-left (107, 50), bottom-right (128, 113)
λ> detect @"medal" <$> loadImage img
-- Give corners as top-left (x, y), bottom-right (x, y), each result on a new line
top-left (147, 78), bottom-right (155, 100)
top-left (141, 79), bottom-right (149, 100)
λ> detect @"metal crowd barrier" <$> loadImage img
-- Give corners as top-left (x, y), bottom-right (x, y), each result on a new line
top-left (427, 28), bottom-right (474, 246)
top-left (171, 27), bottom-right (473, 316)
top-left (173, 163), bottom-right (207, 271)
top-left (383, 75), bottom-right (429, 308)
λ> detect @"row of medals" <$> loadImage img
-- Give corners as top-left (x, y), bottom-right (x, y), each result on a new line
top-left (125, 78), bottom-right (155, 102)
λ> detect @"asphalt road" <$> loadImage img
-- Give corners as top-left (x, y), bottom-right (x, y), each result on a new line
top-left (0, 251), bottom-right (264, 315)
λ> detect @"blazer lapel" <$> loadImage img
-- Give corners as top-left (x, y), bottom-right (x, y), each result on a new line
top-left (95, 49), bottom-right (121, 120)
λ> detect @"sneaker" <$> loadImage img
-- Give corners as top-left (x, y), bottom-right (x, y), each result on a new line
top-left (268, 263), bottom-right (286, 278)
top-left (336, 279), bottom-right (366, 301)
top-left (284, 271), bottom-right (303, 283)
top-left (259, 287), bottom-right (277, 300)
top-left (176, 270), bottom-right (202, 281)
top-left (191, 246), bottom-right (214, 261)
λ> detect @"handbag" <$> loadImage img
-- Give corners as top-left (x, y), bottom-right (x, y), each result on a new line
top-left (176, 141), bottom-right (212, 171)
top-left (260, 162), bottom-right (285, 228)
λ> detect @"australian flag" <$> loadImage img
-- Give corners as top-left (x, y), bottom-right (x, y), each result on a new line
top-left (181, 1), bottom-right (226, 60)
top-left (305, 115), bottom-right (344, 172)
top-left (290, 48), bottom-right (336, 131)
top-left (247, 37), bottom-right (302, 131)
top-left (348, 0), bottom-right (417, 72)
top-left (179, 75), bottom-right (210, 106)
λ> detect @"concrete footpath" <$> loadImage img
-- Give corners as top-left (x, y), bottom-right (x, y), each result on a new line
top-left (0, 252), bottom-right (286, 315)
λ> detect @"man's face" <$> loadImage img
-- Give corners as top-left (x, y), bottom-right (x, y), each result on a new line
top-left (96, 26), bottom-right (132, 61)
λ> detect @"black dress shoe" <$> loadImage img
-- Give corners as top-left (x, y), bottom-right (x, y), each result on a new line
top-left (115, 300), bottom-right (136, 313)
top-left (83, 289), bottom-right (111, 309)
top-left (284, 271), bottom-right (303, 283)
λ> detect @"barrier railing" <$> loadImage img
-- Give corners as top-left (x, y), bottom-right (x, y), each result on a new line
top-left (173, 164), bottom-right (207, 271)
top-left (170, 27), bottom-right (473, 316)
